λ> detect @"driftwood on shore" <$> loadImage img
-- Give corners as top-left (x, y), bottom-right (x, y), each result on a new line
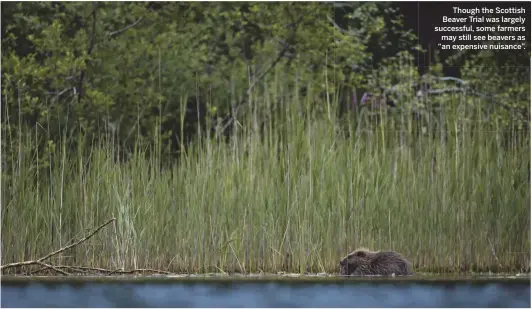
top-left (1, 218), bottom-right (170, 276)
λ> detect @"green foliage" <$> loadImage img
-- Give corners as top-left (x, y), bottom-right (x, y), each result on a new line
top-left (2, 2), bottom-right (417, 159)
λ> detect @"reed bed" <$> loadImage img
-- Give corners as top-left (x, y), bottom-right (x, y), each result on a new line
top-left (1, 88), bottom-right (530, 275)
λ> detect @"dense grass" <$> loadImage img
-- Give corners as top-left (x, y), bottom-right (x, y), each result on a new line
top-left (1, 88), bottom-right (530, 275)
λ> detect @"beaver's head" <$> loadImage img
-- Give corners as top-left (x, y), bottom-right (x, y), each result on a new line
top-left (339, 249), bottom-right (375, 275)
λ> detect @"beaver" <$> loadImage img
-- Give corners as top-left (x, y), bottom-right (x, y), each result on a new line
top-left (339, 248), bottom-right (414, 276)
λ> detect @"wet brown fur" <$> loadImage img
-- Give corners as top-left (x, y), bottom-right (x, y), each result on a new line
top-left (339, 248), bottom-right (413, 276)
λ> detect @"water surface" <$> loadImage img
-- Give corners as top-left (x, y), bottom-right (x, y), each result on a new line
top-left (2, 275), bottom-right (530, 307)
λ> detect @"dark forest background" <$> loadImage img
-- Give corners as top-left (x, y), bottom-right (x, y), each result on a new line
top-left (2, 2), bottom-right (530, 164)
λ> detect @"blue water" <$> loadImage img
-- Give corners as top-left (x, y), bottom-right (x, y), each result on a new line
top-left (2, 277), bottom-right (530, 307)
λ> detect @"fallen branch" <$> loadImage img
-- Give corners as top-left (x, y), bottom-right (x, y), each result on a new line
top-left (35, 261), bottom-right (71, 276)
top-left (1, 218), bottom-right (116, 273)
top-left (29, 265), bottom-right (172, 276)
top-left (111, 268), bottom-right (172, 275)
top-left (29, 265), bottom-right (108, 275)
top-left (107, 267), bottom-right (124, 276)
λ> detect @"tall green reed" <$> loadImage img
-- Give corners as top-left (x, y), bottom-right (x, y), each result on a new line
top-left (1, 81), bottom-right (529, 274)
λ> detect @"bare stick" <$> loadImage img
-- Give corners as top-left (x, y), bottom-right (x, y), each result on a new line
top-left (1, 218), bottom-right (116, 271)
top-left (106, 268), bottom-right (124, 276)
top-left (115, 268), bottom-right (172, 275)
top-left (30, 265), bottom-right (173, 276)
top-left (35, 261), bottom-right (71, 276)
top-left (41, 218), bottom-right (116, 262)
top-left (29, 265), bottom-right (98, 275)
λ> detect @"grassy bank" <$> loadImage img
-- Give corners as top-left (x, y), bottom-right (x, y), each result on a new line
top-left (1, 91), bottom-right (530, 275)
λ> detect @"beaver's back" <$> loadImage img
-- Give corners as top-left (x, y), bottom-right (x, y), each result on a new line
top-left (343, 250), bottom-right (413, 276)
top-left (368, 251), bottom-right (413, 276)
